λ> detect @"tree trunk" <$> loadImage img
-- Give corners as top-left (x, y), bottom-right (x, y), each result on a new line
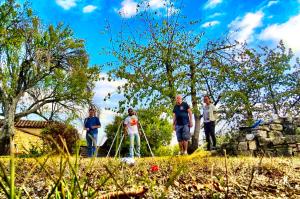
top-left (0, 102), bottom-right (16, 155)
top-left (189, 63), bottom-right (201, 153)
top-left (190, 115), bottom-right (201, 153)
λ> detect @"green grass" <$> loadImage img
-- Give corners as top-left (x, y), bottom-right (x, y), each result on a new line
top-left (0, 150), bottom-right (300, 198)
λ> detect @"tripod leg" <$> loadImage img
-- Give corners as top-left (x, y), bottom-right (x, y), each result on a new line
top-left (115, 134), bottom-right (125, 158)
top-left (139, 122), bottom-right (154, 157)
top-left (106, 122), bottom-right (123, 157)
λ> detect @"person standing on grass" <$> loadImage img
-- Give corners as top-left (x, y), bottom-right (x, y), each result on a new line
top-left (173, 95), bottom-right (193, 155)
top-left (124, 108), bottom-right (141, 158)
top-left (203, 95), bottom-right (217, 151)
top-left (84, 108), bottom-right (101, 157)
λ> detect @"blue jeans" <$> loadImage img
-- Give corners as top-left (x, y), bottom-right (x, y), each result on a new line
top-left (86, 132), bottom-right (97, 157)
top-left (129, 133), bottom-right (140, 158)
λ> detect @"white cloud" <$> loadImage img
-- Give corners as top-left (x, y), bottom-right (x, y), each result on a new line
top-left (148, 0), bottom-right (166, 9)
top-left (166, 6), bottom-right (180, 16)
top-left (56, 0), bottom-right (77, 10)
top-left (266, 0), bottom-right (279, 8)
top-left (208, 12), bottom-right (224, 18)
top-left (202, 20), bottom-right (220, 28)
top-left (204, 0), bottom-right (223, 9)
top-left (94, 73), bottom-right (127, 101)
top-left (260, 14), bottom-right (300, 53)
top-left (229, 11), bottom-right (264, 43)
top-left (83, 5), bottom-right (97, 13)
top-left (118, 0), bottom-right (138, 18)
top-left (117, 0), bottom-right (179, 18)
top-left (90, 73), bottom-right (127, 143)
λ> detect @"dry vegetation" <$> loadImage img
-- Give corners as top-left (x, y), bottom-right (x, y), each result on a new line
top-left (0, 151), bottom-right (300, 198)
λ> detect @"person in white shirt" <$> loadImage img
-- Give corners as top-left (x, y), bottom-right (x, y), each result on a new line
top-left (124, 108), bottom-right (141, 158)
top-left (203, 95), bottom-right (217, 150)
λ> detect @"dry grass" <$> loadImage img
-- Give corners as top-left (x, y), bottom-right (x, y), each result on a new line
top-left (0, 151), bottom-right (300, 198)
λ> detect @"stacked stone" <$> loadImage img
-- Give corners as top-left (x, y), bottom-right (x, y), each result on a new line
top-left (236, 117), bottom-right (300, 156)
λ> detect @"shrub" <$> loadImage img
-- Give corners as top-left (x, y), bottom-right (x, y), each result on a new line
top-left (154, 145), bottom-right (179, 156)
top-left (42, 122), bottom-right (79, 154)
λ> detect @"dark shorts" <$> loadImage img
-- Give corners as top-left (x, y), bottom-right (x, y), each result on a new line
top-left (175, 124), bottom-right (191, 142)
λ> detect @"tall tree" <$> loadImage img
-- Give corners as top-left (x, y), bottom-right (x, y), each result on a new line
top-left (260, 41), bottom-right (299, 117)
top-left (0, 0), bottom-right (99, 155)
top-left (212, 41), bottom-right (300, 125)
top-left (106, 1), bottom-right (236, 151)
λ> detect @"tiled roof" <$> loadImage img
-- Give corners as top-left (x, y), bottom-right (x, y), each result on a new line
top-left (0, 119), bottom-right (50, 128)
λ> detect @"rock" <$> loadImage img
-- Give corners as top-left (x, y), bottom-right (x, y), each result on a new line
top-left (272, 118), bottom-right (283, 124)
top-left (268, 131), bottom-right (283, 139)
top-left (270, 124), bottom-right (283, 131)
top-left (238, 142), bottom-right (248, 151)
top-left (248, 141), bottom-right (257, 150)
top-left (237, 135), bottom-right (246, 142)
top-left (257, 126), bottom-right (270, 131)
top-left (257, 137), bottom-right (273, 147)
top-left (293, 117), bottom-right (300, 125)
top-left (246, 133), bottom-right (255, 141)
top-left (271, 137), bottom-right (285, 145)
top-left (284, 135), bottom-right (300, 144)
top-left (256, 130), bottom-right (268, 138)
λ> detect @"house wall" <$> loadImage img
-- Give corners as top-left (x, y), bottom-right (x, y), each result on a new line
top-left (14, 128), bottom-right (44, 154)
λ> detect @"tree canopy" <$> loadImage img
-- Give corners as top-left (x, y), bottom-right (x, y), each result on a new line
top-left (0, 0), bottom-right (100, 154)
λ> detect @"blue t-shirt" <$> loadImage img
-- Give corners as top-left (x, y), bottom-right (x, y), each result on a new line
top-left (173, 102), bottom-right (190, 125)
top-left (84, 116), bottom-right (101, 134)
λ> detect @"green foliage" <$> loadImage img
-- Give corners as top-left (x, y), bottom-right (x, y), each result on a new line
top-left (154, 145), bottom-right (179, 156)
top-left (104, 109), bottom-right (173, 157)
top-left (77, 139), bottom-right (87, 147)
top-left (105, 2), bottom-right (237, 152)
top-left (42, 122), bottom-right (80, 154)
top-left (0, 0), bottom-right (99, 154)
top-left (18, 143), bottom-right (45, 158)
top-left (215, 41), bottom-right (299, 123)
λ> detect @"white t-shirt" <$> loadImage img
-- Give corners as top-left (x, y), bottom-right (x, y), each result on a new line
top-left (203, 105), bottom-right (210, 123)
top-left (124, 115), bottom-right (139, 135)
top-left (203, 104), bottom-right (217, 123)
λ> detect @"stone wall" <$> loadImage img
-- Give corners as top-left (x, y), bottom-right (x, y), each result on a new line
top-left (221, 117), bottom-right (300, 156)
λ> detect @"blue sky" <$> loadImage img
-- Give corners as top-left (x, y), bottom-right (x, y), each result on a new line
top-left (20, 0), bottom-right (300, 140)
top-left (25, 0), bottom-right (300, 67)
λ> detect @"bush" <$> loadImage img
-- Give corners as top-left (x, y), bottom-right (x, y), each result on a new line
top-left (154, 145), bottom-right (179, 156)
top-left (42, 122), bottom-right (79, 154)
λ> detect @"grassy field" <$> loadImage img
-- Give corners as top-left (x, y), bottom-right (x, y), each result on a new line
top-left (0, 151), bottom-right (300, 198)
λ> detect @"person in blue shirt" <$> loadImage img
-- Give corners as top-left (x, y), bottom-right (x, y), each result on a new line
top-left (173, 95), bottom-right (193, 155)
top-left (84, 108), bottom-right (101, 157)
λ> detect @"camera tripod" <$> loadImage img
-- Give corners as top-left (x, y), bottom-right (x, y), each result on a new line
top-left (106, 118), bottom-right (154, 158)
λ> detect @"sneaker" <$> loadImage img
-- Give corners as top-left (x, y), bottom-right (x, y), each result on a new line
top-left (178, 151), bottom-right (183, 155)
top-left (211, 146), bottom-right (217, 150)
top-left (183, 151), bottom-right (188, 155)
